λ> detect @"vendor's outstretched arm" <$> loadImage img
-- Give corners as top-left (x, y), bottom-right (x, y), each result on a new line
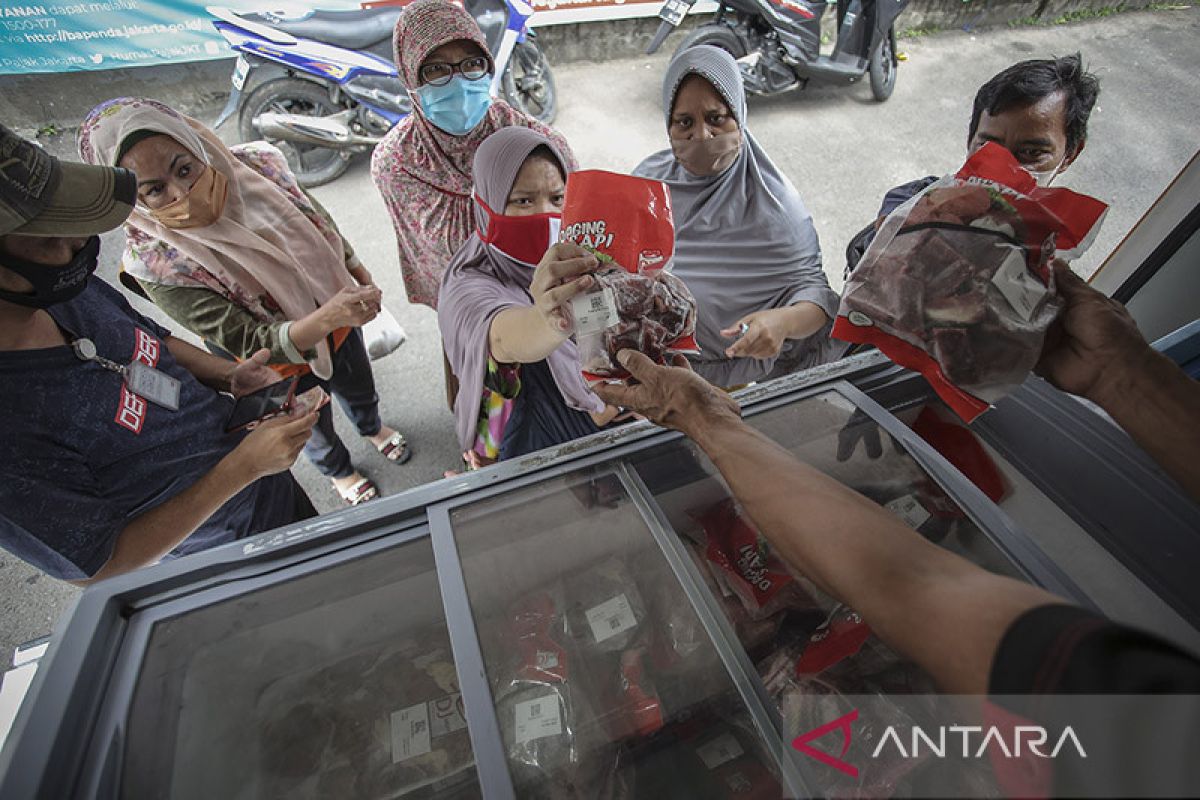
top-left (596, 351), bottom-right (1059, 694)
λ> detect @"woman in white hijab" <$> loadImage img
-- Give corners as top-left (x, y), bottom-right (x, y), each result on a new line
top-left (634, 46), bottom-right (841, 388)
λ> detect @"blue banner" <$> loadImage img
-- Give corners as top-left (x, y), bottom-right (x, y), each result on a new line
top-left (0, 1), bottom-right (359, 75)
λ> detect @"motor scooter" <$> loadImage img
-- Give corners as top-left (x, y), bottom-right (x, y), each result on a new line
top-left (209, 0), bottom-right (554, 186)
top-left (646, 0), bottom-right (908, 101)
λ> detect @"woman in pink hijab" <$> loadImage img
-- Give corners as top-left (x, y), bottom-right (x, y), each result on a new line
top-left (79, 97), bottom-right (410, 506)
top-left (371, 0), bottom-right (576, 404)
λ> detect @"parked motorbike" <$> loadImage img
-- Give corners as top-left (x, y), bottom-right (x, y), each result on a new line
top-left (208, 0), bottom-right (556, 186)
top-left (647, 0), bottom-right (908, 102)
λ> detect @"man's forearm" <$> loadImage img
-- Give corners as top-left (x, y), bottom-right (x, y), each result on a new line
top-left (166, 336), bottom-right (236, 393)
top-left (1091, 352), bottom-right (1200, 501)
top-left (689, 415), bottom-right (1057, 694)
top-left (74, 449), bottom-right (258, 586)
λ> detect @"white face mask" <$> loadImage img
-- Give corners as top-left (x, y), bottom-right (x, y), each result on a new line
top-left (1022, 158), bottom-right (1064, 188)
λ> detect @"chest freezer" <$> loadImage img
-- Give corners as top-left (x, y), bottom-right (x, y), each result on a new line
top-left (1, 351), bottom-right (1196, 799)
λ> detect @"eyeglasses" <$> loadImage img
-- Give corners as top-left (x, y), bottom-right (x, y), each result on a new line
top-left (418, 56), bottom-right (490, 87)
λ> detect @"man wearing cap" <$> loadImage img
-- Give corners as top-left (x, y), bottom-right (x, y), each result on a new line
top-left (0, 124), bottom-right (320, 585)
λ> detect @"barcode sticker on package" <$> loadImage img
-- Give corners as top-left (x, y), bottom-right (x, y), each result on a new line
top-left (585, 593), bottom-right (638, 643)
top-left (390, 701), bottom-right (432, 763)
top-left (696, 733), bottom-right (745, 769)
top-left (990, 248), bottom-right (1049, 322)
top-left (570, 287), bottom-right (619, 336)
top-left (514, 693), bottom-right (563, 745)
top-left (885, 494), bottom-right (931, 530)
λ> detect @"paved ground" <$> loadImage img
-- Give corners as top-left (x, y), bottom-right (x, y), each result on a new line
top-left (1, 6), bottom-right (1198, 668)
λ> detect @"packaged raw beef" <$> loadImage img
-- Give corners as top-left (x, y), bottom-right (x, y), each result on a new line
top-left (692, 499), bottom-right (821, 620)
top-left (683, 538), bottom-right (785, 653)
top-left (255, 629), bottom-right (476, 798)
top-left (833, 143), bottom-right (1108, 422)
top-left (493, 590), bottom-right (605, 797)
top-left (564, 557), bottom-right (649, 655)
top-left (558, 170), bottom-right (699, 379)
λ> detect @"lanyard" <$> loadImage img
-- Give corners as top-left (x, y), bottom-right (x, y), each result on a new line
top-left (71, 337), bottom-right (181, 411)
top-left (72, 337), bottom-right (127, 376)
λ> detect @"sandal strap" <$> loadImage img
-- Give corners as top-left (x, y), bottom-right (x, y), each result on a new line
top-left (339, 477), bottom-right (378, 505)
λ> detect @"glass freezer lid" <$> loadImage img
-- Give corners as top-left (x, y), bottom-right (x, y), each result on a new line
top-left (443, 465), bottom-right (790, 798)
top-left (118, 534), bottom-right (480, 800)
top-left (619, 384), bottom-right (1080, 799)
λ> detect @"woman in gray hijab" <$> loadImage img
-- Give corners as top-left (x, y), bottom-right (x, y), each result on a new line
top-left (634, 45), bottom-right (841, 388)
top-left (438, 127), bottom-right (616, 466)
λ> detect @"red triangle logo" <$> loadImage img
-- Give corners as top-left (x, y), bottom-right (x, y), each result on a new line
top-left (792, 708), bottom-right (860, 778)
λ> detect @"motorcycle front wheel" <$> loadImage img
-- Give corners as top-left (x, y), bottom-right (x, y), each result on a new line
top-left (239, 78), bottom-right (351, 187)
top-left (501, 41), bottom-right (557, 124)
top-left (868, 26), bottom-right (898, 102)
top-left (673, 24), bottom-right (748, 60)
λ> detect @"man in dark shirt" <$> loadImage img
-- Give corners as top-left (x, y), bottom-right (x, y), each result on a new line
top-left (0, 124), bottom-right (320, 584)
top-left (845, 53), bottom-right (1100, 279)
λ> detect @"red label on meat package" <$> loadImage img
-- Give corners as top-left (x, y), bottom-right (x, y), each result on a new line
top-left (698, 500), bottom-right (795, 610)
top-left (561, 170), bottom-right (675, 273)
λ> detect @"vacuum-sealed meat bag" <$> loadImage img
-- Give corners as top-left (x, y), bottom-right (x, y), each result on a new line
top-left (692, 499), bottom-right (821, 620)
top-left (255, 631), bottom-right (476, 799)
top-left (833, 143), bottom-right (1107, 422)
top-left (559, 170), bottom-right (699, 379)
top-left (494, 590), bottom-right (602, 797)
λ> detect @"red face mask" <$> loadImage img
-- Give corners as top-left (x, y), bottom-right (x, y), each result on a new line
top-left (476, 194), bottom-right (562, 267)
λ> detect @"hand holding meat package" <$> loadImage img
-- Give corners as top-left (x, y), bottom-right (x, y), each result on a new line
top-left (833, 143), bottom-right (1108, 421)
top-left (559, 170), bottom-right (699, 380)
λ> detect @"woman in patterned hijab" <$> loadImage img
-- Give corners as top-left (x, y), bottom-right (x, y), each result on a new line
top-left (371, 0), bottom-right (576, 311)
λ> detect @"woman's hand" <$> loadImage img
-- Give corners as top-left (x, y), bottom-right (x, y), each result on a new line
top-left (229, 348), bottom-right (279, 397)
top-left (721, 302), bottom-right (829, 359)
top-left (721, 308), bottom-right (791, 359)
top-left (319, 285), bottom-right (383, 329)
top-left (529, 243), bottom-right (599, 335)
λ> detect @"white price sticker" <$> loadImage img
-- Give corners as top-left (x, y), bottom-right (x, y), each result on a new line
top-left (514, 693), bottom-right (563, 745)
top-left (696, 733), bottom-right (745, 769)
top-left (585, 593), bottom-right (638, 644)
top-left (535, 650), bottom-right (560, 670)
top-left (390, 701), bottom-right (432, 763)
top-left (991, 248), bottom-right (1049, 322)
top-left (570, 287), bottom-right (619, 336)
top-left (886, 494), bottom-right (931, 530)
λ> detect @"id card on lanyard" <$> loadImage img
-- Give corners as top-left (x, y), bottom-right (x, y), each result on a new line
top-left (72, 337), bottom-right (181, 411)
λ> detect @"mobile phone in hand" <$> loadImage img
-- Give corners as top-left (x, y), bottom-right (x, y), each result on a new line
top-left (224, 377), bottom-right (299, 432)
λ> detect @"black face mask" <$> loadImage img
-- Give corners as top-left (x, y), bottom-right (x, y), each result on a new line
top-left (0, 235), bottom-right (100, 309)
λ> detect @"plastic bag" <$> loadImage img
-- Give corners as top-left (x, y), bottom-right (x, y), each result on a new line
top-left (361, 305), bottom-right (407, 360)
top-left (564, 557), bottom-right (649, 655)
top-left (558, 170), bottom-right (699, 380)
top-left (832, 143), bottom-right (1108, 422)
top-left (494, 589), bottom-right (601, 797)
top-left (692, 499), bottom-right (821, 620)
